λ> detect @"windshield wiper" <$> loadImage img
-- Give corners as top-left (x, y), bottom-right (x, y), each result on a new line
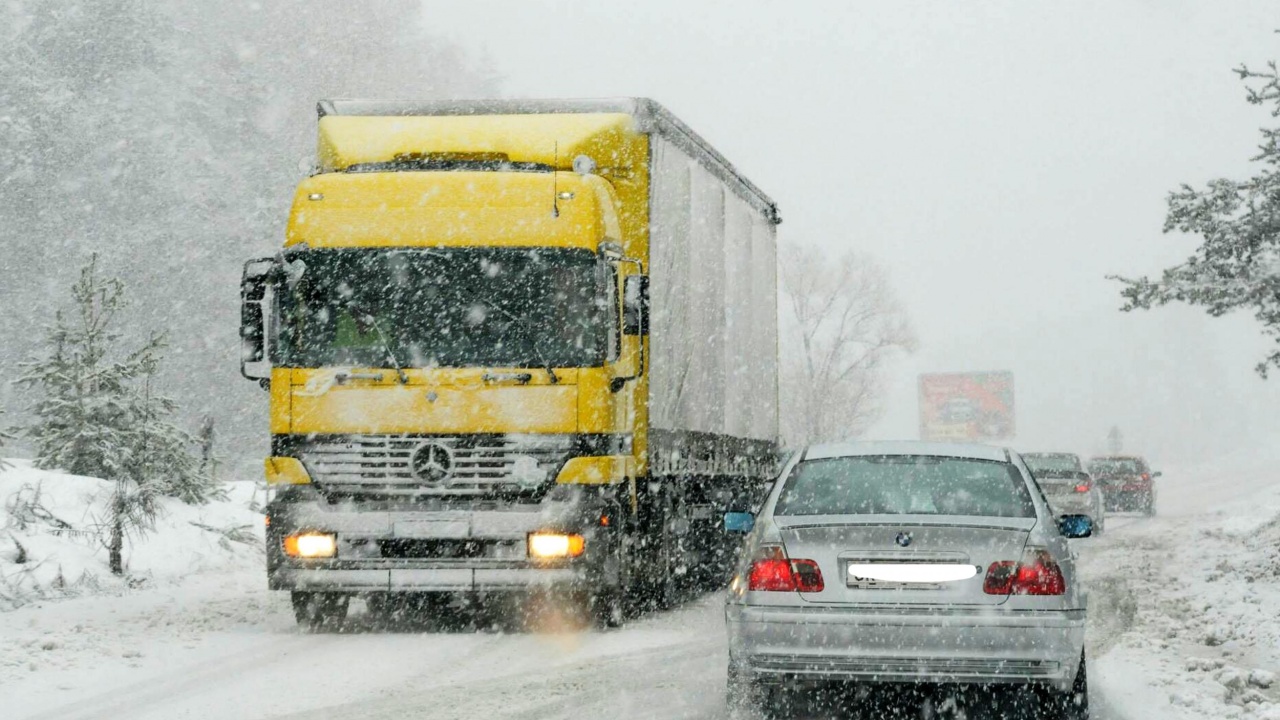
top-left (363, 315), bottom-right (408, 384)
top-left (484, 302), bottom-right (560, 385)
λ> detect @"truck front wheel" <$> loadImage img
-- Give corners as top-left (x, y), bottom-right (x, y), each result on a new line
top-left (291, 591), bottom-right (349, 631)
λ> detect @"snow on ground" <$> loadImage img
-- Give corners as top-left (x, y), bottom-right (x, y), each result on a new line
top-left (0, 458), bottom-right (265, 610)
top-left (1082, 449), bottom-right (1280, 719)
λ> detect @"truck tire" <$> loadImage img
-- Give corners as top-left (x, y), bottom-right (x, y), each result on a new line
top-left (292, 591), bottom-right (349, 631)
top-left (592, 587), bottom-right (625, 629)
top-left (590, 543), bottom-right (628, 628)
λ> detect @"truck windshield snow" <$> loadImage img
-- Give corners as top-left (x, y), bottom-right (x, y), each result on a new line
top-left (275, 247), bottom-right (612, 368)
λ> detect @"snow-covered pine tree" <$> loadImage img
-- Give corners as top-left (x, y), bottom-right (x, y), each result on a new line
top-left (18, 256), bottom-right (142, 481)
top-left (1113, 55), bottom-right (1280, 375)
top-left (124, 353), bottom-right (222, 505)
top-left (18, 256), bottom-right (219, 574)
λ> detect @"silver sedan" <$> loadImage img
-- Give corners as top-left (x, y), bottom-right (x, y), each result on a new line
top-left (1022, 452), bottom-right (1107, 534)
top-left (724, 441), bottom-right (1092, 718)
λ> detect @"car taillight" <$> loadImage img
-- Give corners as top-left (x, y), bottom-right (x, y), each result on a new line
top-left (1140, 472), bottom-right (1151, 482)
top-left (790, 560), bottom-right (824, 592)
top-left (746, 546), bottom-right (824, 592)
top-left (1074, 481), bottom-right (1091, 493)
top-left (983, 549), bottom-right (1066, 596)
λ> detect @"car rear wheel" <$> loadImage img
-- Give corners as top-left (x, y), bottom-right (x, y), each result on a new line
top-left (1041, 651), bottom-right (1089, 719)
top-left (291, 591), bottom-right (349, 631)
top-left (1142, 492), bottom-right (1156, 517)
top-left (726, 661), bottom-right (783, 719)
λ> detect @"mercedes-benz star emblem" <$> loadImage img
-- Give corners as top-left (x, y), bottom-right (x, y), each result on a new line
top-left (895, 532), bottom-right (913, 548)
top-left (411, 443), bottom-right (453, 485)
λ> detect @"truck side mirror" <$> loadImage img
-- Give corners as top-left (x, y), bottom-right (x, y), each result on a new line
top-left (241, 258), bottom-right (276, 387)
top-left (623, 275), bottom-right (649, 336)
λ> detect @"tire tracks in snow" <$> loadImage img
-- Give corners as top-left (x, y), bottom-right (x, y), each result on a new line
top-left (265, 638), bottom-right (721, 720)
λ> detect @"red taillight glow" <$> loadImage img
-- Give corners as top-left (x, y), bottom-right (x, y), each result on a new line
top-left (983, 550), bottom-right (1066, 596)
top-left (748, 559), bottom-right (799, 591)
top-left (1074, 482), bottom-right (1091, 493)
top-left (746, 547), bottom-right (824, 592)
top-left (1140, 473), bottom-right (1151, 482)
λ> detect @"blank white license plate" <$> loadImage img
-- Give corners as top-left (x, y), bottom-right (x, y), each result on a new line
top-left (846, 562), bottom-right (977, 590)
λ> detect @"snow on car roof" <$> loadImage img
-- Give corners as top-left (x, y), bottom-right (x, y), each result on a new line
top-left (804, 441), bottom-right (1010, 463)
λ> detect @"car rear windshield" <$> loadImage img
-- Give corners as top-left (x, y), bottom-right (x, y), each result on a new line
top-left (774, 455), bottom-right (1037, 518)
top-left (1023, 454), bottom-right (1082, 474)
top-left (1089, 459), bottom-right (1141, 475)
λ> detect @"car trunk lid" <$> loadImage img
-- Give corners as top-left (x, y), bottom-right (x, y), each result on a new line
top-left (776, 515), bottom-right (1036, 607)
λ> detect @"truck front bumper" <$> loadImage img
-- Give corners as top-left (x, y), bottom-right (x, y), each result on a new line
top-left (266, 487), bottom-right (601, 594)
top-left (272, 562), bottom-right (584, 593)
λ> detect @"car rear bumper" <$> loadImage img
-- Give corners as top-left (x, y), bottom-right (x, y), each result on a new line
top-left (726, 604), bottom-right (1085, 691)
top-left (1104, 488), bottom-right (1151, 510)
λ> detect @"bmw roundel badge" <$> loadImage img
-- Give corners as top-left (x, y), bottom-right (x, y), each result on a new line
top-left (895, 531), bottom-right (913, 547)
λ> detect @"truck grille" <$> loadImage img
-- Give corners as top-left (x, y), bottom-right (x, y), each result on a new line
top-left (296, 434), bottom-right (575, 496)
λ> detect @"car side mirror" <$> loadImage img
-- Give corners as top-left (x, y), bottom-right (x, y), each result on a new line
top-left (623, 275), bottom-right (649, 336)
top-left (724, 511), bottom-right (755, 534)
top-left (1058, 514), bottom-right (1093, 539)
top-left (1152, 471), bottom-right (1163, 478)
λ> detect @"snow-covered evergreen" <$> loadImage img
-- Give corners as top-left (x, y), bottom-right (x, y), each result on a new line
top-left (17, 257), bottom-right (220, 573)
top-left (1114, 58), bottom-right (1280, 375)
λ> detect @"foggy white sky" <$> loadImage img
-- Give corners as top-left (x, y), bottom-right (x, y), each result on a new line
top-left (423, 1), bottom-right (1280, 465)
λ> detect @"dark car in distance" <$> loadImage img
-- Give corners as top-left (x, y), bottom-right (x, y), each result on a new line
top-left (1087, 456), bottom-right (1160, 516)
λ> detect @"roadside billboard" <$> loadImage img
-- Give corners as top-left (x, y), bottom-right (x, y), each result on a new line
top-left (918, 371), bottom-right (1015, 442)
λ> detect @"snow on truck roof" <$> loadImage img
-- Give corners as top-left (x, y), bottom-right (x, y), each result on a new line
top-left (804, 441), bottom-right (1011, 463)
top-left (316, 97), bottom-right (781, 225)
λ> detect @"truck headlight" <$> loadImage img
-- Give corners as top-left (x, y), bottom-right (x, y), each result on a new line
top-left (527, 532), bottom-right (585, 559)
top-left (283, 532), bottom-right (337, 559)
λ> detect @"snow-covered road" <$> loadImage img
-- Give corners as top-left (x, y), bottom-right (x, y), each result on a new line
top-left (0, 533), bottom-right (1139, 720)
top-left (4, 452), bottom-right (1279, 720)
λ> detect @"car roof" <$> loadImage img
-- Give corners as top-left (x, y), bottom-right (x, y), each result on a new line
top-left (1022, 452), bottom-right (1080, 458)
top-left (804, 441), bottom-right (1009, 463)
top-left (1089, 455), bottom-right (1144, 461)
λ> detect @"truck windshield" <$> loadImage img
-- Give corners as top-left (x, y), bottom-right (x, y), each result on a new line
top-left (275, 247), bottom-right (611, 368)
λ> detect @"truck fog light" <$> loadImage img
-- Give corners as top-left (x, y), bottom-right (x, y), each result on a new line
top-left (283, 532), bottom-right (337, 558)
top-left (528, 532), bottom-right (585, 559)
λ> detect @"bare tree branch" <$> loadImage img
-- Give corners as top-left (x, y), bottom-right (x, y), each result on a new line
top-left (779, 244), bottom-right (917, 445)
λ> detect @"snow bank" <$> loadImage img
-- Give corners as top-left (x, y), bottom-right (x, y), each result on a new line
top-left (0, 458), bottom-right (264, 610)
top-left (1085, 449), bottom-right (1280, 719)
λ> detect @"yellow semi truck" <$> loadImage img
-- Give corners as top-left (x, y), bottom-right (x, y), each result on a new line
top-left (240, 99), bottom-right (781, 629)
